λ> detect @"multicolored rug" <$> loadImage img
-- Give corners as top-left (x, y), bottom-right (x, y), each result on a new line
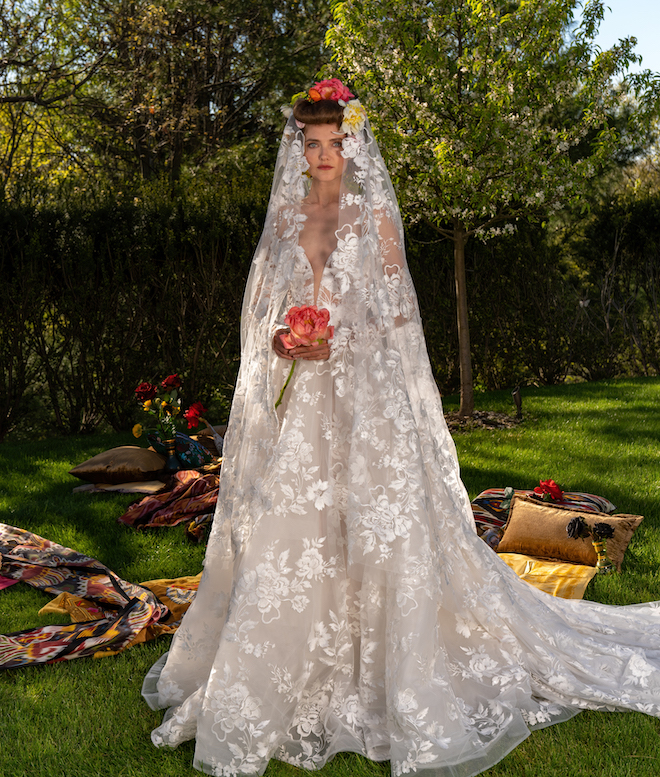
top-left (0, 523), bottom-right (199, 669)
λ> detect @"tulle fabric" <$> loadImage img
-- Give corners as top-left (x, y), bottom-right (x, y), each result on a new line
top-left (143, 113), bottom-right (660, 777)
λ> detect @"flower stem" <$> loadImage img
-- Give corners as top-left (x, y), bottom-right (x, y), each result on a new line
top-left (275, 360), bottom-right (296, 409)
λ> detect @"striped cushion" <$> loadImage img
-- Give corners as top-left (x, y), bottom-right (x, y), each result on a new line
top-left (471, 488), bottom-right (616, 534)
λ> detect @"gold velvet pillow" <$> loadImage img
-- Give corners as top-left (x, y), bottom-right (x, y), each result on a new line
top-left (69, 446), bottom-right (166, 484)
top-left (497, 496), bottom-right (643, 571)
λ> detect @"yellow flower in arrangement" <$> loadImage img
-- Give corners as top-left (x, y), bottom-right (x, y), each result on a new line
top-left (340, 100), bottom-right (367, 135)
top-left (133, 373), bottom-right (208, 440)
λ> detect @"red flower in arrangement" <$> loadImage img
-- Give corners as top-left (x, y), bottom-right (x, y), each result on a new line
top-left (161, 373), bottom-right (182, 390)
top-left (132, 374), bottom-right (207, 442)
top-left (534, 479), bottom-right (564, 502)
top-left (135, 382), bottom-right (158, 401)
top-left (183, 401), bottom-right (208, 430)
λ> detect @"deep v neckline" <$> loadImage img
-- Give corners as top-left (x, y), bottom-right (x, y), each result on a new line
top-left (297, 243), bottom-right (336, 306)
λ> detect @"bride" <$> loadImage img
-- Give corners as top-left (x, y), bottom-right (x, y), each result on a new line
top-left (142, 79), bottom-right (660, 777)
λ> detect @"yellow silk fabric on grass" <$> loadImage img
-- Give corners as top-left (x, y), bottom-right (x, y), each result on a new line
top-left (498, 553), bottom-right (597, 599)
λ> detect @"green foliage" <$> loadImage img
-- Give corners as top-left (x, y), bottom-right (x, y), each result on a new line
top-left (327, 0), bottom-right (656, 415)
top-left (329, 0), bottom-right (648, 237)
top-left (567, 185), bottom-right (660, 376)
top-left (5, 176), bottom-right (660, 440)
top-left (0, 0), bottom-right (331, 192)
top-left (0, 167), bottom-right (270, 440)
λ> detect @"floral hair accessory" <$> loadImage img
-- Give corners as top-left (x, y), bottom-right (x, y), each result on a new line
top-left (340, 100), bottom-right (367, 135)
top-left (289, 78), bottom-right (367, 136)
top-left (309, 78), bottom-right (354, 104)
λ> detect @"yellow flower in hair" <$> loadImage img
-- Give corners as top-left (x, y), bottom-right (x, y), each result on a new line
top-left (340, 100), bottom-right (367, 135)
top-left (143, 399), bottom-right (152, 410)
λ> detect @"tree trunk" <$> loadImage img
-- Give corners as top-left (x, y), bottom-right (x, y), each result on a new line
top-left (453, 221), bottom-right (474, 417)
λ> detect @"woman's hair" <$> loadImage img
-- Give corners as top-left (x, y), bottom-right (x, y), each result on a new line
top-left (292, 98), bottom-right (343, 128)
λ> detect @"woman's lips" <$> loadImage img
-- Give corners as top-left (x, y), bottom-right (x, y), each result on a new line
top-left (317, 165), bottom-right (333, 170)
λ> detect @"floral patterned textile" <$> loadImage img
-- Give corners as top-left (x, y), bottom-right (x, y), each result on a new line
top-left (142, 111), bottom-right (660, 777)
top-left (0, 523), bottom-right (174, 668)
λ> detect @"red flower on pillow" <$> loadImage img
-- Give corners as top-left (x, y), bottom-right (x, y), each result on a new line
top-left (135, 382), bottom-right (158, 401)
top-left (161, 373), bottom-right (182, 390)
top-left (183, 401), bottom-right (208, 429)
top-left (534, 479), bottom-right (564, 502)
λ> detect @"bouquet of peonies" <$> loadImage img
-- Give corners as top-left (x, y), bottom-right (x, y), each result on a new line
top-left (275, 305), bottom-right (334, 409)
top-left (133, 374), bottom-right (207, 441)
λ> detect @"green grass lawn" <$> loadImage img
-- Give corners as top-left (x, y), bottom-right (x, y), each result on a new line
top-left (1, 377), bottom-right (659, 777)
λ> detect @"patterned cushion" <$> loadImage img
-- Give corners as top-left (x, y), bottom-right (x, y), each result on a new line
top-left (471, 487), bottom-right (616, 534)
top-left (147, 432), bottom-right (213, 469)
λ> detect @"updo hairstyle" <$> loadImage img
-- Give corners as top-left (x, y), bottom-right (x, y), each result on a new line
top-left (292, 98), bottom-right (343, 129)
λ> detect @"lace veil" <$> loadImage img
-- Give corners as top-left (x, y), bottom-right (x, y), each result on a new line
top-left (143, 99), bottom-right (660, 777)
top-left (211, 109), bottom-right (476, 581)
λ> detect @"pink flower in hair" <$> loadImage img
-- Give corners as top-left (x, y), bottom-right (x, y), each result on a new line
top-left (308, 78), bottom-right (354, 104)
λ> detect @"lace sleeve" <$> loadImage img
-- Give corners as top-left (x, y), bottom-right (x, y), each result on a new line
top-left (377, 212), bottom-right (417, 326)
top-left (243, 206), bottom-right (305, 344)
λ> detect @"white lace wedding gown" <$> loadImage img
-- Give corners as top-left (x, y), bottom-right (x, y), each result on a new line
top-left (143, 115), bottom-right (660, 777)
top-left (143, 238), bottom-right (660, 777)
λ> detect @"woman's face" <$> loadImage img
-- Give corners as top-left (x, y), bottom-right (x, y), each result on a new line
top-left (303, 123), bottom-right (346, 183)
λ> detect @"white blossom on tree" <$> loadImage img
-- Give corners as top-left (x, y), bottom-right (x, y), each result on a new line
top-left (328, 0), bottom-right (652, 415)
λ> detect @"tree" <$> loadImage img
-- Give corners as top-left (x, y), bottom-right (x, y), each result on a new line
top-left (328, 0), bottom-right (653, 415)
top-left (0, 0), bottom-right (331, 189)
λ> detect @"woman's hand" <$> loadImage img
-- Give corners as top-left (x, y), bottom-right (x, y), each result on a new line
top-left (273, 329), bottom-right (330, 361)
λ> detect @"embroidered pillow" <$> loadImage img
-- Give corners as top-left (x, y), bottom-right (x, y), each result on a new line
top-left (471, 487), bottom-right (617, 534)
top-left (497, 496), bottom-right (643, 571)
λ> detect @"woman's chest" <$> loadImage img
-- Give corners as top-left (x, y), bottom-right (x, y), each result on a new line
top-left (289, 247), bottom-right (339, 312)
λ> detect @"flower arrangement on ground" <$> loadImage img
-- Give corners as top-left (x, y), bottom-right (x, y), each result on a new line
top-left (133, 374), bottom-right (208, 441)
